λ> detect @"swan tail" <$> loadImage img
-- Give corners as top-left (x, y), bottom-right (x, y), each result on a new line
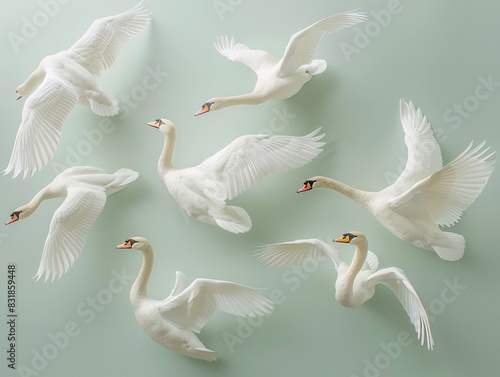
top-left (113, 168), bottom-right (140, 186)
top-left (432, 232), bottom-right (465, 261)
top-left (308, 59), bottom-right (327, 76)
top-left (89, 89), bottom-right (119, 117)
top-left (193, 347), bottom-right (218, 362)
top-left (214, 206), bottom-right (252, 233)
top-left (106, 168), bottom-right (139, 195)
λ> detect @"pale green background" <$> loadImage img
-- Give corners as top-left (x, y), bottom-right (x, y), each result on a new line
top-left (1, 0), bottom-right (499, 376)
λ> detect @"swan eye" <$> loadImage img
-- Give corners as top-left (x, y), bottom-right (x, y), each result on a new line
top-left (306, 180), bottom-right (316, 185)
top-left (125, 238), bottom-right (139, 246)
top-left (10, 211), bottom-right (21, 218)
top-left (343, 233), bottom-right (357, 242)
top-left (16, 90), bottom-right (18, 93)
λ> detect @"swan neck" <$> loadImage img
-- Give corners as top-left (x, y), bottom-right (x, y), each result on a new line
top-left (346, 241), bottom-right (368, 280)
top-left (158, 129), bottom-right (175, 174)
top-left (320, 178), bottom-right (372, 208)
top-left (336, 239), bottom-right (368, 307)
top-left (131, 246), bottom-right (154, 303)
top-left (215, 94), bottom-right (264, 109)
top-left (30, 191), bottom-right (46, 209)
top-left (24, 187), bottom-right (53, 216)
top-left (20, 66), bottom-right (45, 95)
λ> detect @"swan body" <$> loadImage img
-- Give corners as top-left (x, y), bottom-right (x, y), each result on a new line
top-left (5, 0), bottom-right (151, 178)
top-left (195, 11), bottom-right (367, 115)
top-left (6, 166), bottom-right (139, 281)
top-left (148, 119), bottom-right (325, 233)
top-left (258, 231), bottom-right (433, 350)
top-left (116, 237), bottom-right (273, 362)
top-left (297, 99), bottom-right (496, 261)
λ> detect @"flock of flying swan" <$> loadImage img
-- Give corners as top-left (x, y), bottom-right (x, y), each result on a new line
top-left (4, 0), bottom-right (496, 361)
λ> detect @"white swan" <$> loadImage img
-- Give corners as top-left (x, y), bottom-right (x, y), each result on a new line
top-left (147, 118), bottom-right (325, 233)
top-left (258, 231), bottom-right (434, 350)
top-left (6, 166), bottom-right (138, 281)
top-left (297, 99), bottom-right (496, 261)
top-left (4, 0), bottom-right (151, 179)
top-left (116, 237), bottom-right (273, 362)
top-left (195, 11), bottom-right (366, 116)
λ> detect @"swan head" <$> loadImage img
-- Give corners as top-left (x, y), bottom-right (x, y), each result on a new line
top-left (147, 119), bottom-right (175, 134)
top-left (116, 237), bottom-right (152, 252)
top-left (333, 231), bottom-right (366, 246)
top-left (5, 205), bottom-right (34, 225)
top-left (15, 85), bottom-right (28, 100)
top-left (297, 176), bottom-right (326, 193)
top-left (194, 99), bottom-right (221, 116)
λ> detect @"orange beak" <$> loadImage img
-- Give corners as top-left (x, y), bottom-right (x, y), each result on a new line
top-left (5, 213), bottom-right (19, 225)
top-left (297, 182), bottom-right (313, 193)
top-left (195, 104), bottom-right (210, 116)
top-left (116, 241), bottom-right (132, 249)
top-left (16, 96), bottom-right (22, 100)
top-left (147, 121), bottom-right (160, 128)
top-left (334, 235), bottom-right (350, 243)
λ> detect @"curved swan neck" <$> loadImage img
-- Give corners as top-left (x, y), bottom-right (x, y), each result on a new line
top-left (131, 246), bottom-right (154, 304)
top-left (346, 239), bottom-right (369, 280)
top-left (335, 240), bottom-right (368, 308)
top-left (158, 127), bottom-right (176, 175)
top-left (336, 239), bottom-right (369, 307)
top-left (22, 187), bottom-right (54, 217)
top-left (318, 178), bottom-right (374, 209)
top-left (19, 66), bottom-right (45, 95)
top-left (29, 191), bottom-right (47, 209)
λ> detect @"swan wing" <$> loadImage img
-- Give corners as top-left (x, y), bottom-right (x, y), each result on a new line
top-left (59, 166), bottom-right (108, 177)
top-left (257, 238), bottom-right (343, 271)
top-left (4, 72), bottom-right (80, 179)
top-left (214, 36), bottom-right (279, 73)
top-left (389, 141), bottom-right (496, 226)
top-left (278, 11), bottom-right (367, 77)
top-left (364, 250), bottom-right (379, 272)
top-left (391, 99), bottom-right (443, 193)
top-left (365, 267), bottom-right (434, 350)
top-left (176, 169), bottom-right (228, 209)
top-left (168, 271), bottom-right (192, 298)
top-left (160, 279), bottom-right (273, 333)
top-left (197, 128), bottom-right (325, 200)
top-left (35, 186), bottom-right (107, 282)
top-left (69, 0), bottom-right (151, 77)
top-left (56, 166), bottom-right (126, 189)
